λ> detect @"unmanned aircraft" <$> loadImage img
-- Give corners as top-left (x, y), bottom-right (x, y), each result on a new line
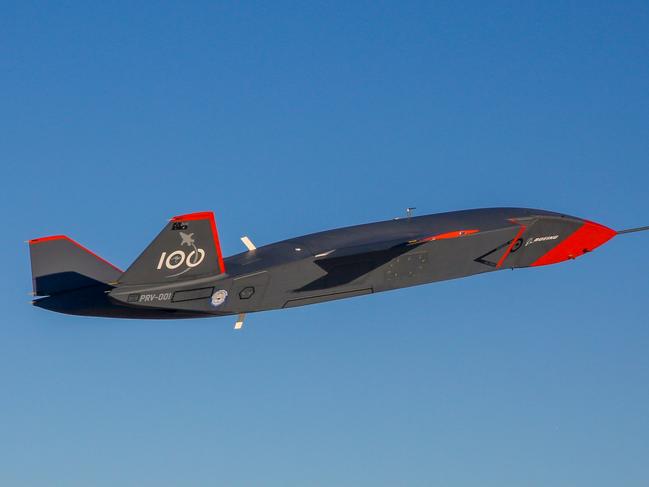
top-left (28, 207), bottom-right (648, 328)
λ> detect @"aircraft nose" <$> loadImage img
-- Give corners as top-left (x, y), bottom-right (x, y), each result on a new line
top-left (531, 219), bottom-right (617, 266)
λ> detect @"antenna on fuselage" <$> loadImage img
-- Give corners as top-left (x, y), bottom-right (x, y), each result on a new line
top-left (234, 313), bottom-right (245, 330)
top-left (240, 236), bottom-right (256, 251)
top-left (406, 207), bottom-right (416, 219)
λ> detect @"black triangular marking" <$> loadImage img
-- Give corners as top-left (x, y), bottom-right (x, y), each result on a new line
top-left (474, 240), bottom-right (513, 267)
top-left (475, 237), bottom-right (524, 267)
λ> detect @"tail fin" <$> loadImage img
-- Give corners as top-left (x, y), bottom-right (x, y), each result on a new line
top-left (118, 211), bottom-right (226, 285)
top-left (29, 236), bottom-right (123, 296)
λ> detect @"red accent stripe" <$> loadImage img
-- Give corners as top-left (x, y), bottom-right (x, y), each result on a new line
top-left (29, 235), bottom-right (68, 244)
top-left (531, 220), bottom-right (616, 267)
top-left (171, 211), bottom-right (214, 222)
top-left (28, 235), bottom-right (123, 272)
top-left (496, 221), bottom-right (527, 268)
top-left (420, 229), bottom-right (479, 242)
top-left (171, 211), bottom-right (226, 273)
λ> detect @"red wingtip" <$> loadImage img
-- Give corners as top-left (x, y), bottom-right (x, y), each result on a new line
top-left (170, 211), bottom-right (214, 222)
top-left (531, 220), bottom-right (617, 267)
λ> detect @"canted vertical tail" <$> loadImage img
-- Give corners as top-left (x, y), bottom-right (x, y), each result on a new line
top-left (118, 211), bottom-right (226, 286)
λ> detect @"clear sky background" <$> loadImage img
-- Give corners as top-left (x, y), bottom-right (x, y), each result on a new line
top-left (2, 1), bottom-right (648, 485)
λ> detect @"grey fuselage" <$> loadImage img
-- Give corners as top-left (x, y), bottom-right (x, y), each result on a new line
top-left (99, 207), bottom-right (601, 319)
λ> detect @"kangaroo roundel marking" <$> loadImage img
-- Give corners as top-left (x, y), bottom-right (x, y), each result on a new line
top-left (211, 289), bottom-right (228, 307)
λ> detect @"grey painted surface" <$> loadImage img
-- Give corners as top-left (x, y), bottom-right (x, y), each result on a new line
top-left (30, 207), bottom-right (595, 319)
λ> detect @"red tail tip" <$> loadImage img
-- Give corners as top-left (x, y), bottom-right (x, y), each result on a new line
top-left (170, 211), bottom-right (215, 222)
top-left (28, 235), bottom-right (69, 245)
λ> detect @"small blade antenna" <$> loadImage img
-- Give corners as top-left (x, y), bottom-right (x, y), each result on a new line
top-left (240, 236), bottom-right (256, 251)
top-left (234, 313), bottom-right (245, 330)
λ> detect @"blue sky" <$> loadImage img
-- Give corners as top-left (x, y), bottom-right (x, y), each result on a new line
top-left (2, 1), bottom-right (649, 485)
